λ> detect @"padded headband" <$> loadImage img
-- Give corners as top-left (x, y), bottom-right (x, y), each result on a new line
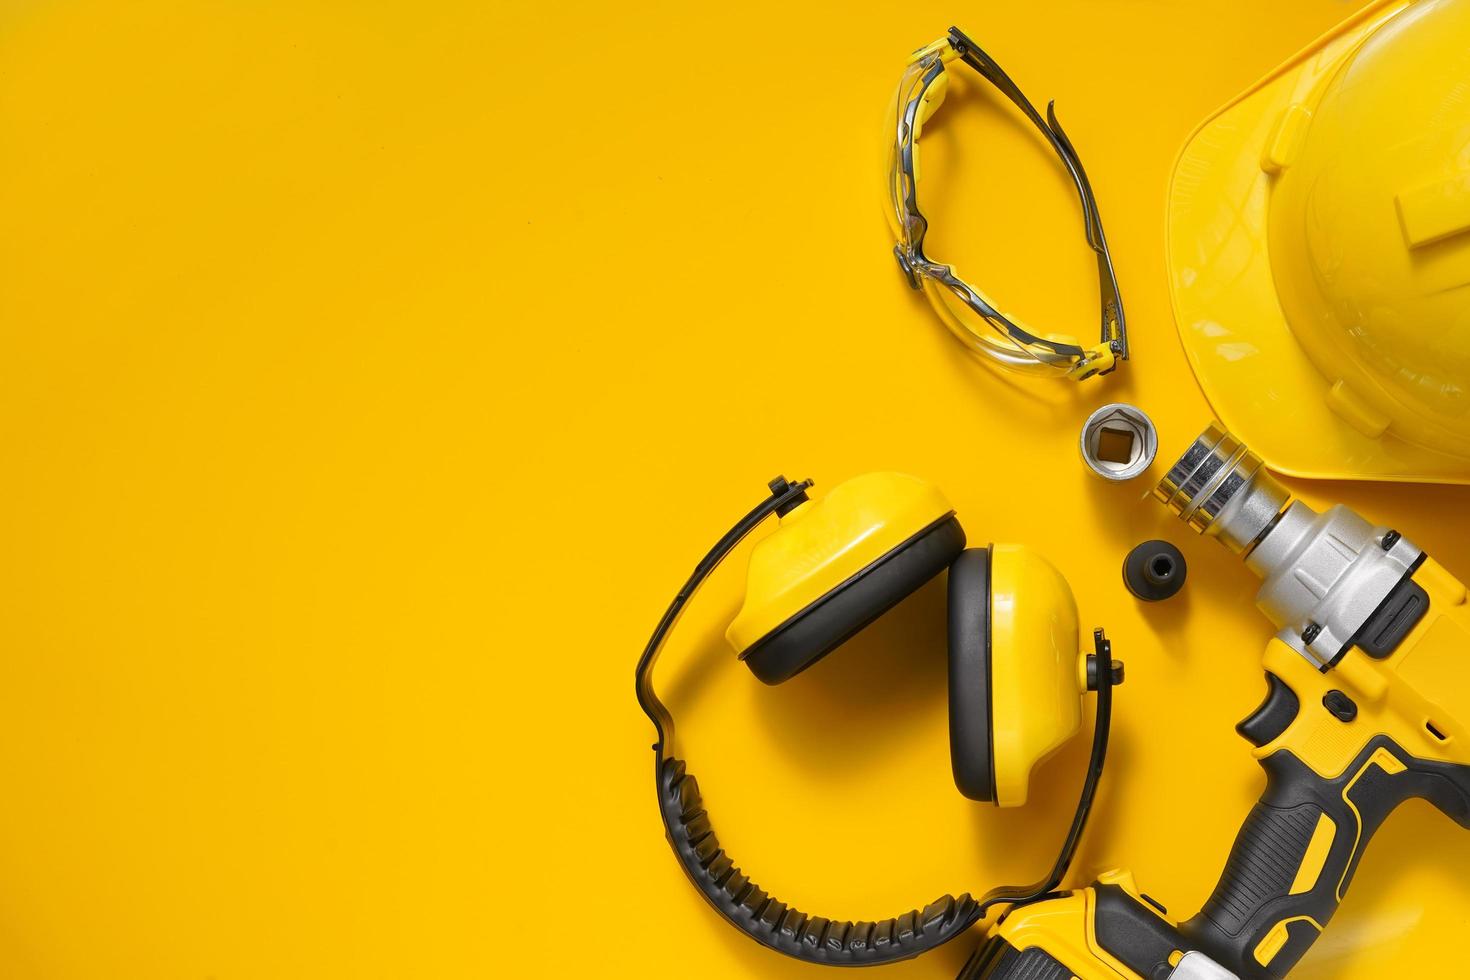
top-left (658, 756), bottom-right (980, 963)
top-left (635, 476), bottom-right (1118, 967)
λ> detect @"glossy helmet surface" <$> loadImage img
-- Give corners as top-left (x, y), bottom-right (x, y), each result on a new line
top-left (1167, 0), bottom-right (1470, 482)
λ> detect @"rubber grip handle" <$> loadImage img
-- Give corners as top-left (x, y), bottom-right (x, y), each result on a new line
top-left (1184, 736), bottom-right (1470, 979)
top-left (659, 757), bottom-right (981, 966)
top-left (955, 937), bottom-right (1071, 979)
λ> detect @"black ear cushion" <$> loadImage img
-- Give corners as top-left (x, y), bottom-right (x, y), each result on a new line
top-left (947, 547), bottom-right (995, 802)
top-left (742, 515), bottom-right (966, 685)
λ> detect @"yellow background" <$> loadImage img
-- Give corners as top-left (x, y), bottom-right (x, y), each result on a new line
top-left (1, 1), bottom-right (1467, 977)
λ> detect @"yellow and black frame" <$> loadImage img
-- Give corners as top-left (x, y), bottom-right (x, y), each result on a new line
top-left (887, 27), bottom-right (1128, 380)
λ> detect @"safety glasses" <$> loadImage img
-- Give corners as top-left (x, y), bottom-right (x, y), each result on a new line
top-left (887, 28), bottom-right (1128, 380)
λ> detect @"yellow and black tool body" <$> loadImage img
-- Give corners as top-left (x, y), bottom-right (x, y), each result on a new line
top-left (965, 580), bottom-right (1470, 980)
top-left (1189, 561), bottom-right (1470, 976)
top-left (1150, 427), bottom-right (1470, 977)
top-left (979, 558), bottom-right (1470, 980)
top-left (960, 425), bottom-right (1470, 980)
top-left (962, 872), bottom-right (1203, 980)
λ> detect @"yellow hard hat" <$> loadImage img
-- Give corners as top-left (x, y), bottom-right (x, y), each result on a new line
top-left (1167, 0), bottom-right (1470, 483)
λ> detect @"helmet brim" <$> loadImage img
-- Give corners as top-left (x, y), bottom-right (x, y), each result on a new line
top-left (1165, 0), bottom-right (1470, 484)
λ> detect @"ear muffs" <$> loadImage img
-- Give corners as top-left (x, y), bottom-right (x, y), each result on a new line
top-left (637, 474), bottom-right (1119, 969)
top-left (727, 472), bottom-right (965, 685)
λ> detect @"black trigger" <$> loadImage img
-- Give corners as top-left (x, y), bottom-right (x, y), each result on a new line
top-left (1237, 673), bottom-right (1299, 747)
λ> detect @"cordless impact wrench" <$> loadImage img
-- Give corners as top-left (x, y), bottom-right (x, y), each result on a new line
top-left (960, 424), bottom-right (1470, 980)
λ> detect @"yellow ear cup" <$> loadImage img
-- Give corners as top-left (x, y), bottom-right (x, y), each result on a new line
top-left (727, 472), bottom-right (965, 684)
top-left (987, 544), bottom-right (1086, 807)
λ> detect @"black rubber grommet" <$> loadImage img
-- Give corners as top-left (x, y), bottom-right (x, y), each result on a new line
top-left (1123, 540), bottom-right (1186, 602)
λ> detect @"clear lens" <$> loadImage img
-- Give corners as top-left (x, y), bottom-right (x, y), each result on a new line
top-left (886, 38), bottom-right (1121, 380)
top-left (926, 279), bottom-right (1076, 376)
top-left (889, 52), bottom-right (1080, 377)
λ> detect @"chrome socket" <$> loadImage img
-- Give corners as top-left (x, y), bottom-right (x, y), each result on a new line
top-left (1153, 424), bottom-right (1288, 554)
top-left (1154, 423), bottom-right (1423, 668)
top-left (1080, 403), bottom-right (1158, 481)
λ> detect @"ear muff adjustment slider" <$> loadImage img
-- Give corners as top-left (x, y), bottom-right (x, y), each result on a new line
top-left (767, 475), bottom-right (810, 517)
top-left (1086, 654), bottom-right (1125, 691)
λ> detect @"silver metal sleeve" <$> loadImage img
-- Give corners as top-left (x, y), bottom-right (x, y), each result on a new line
top-left (1248, 502), bottom-right (1421, 668)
